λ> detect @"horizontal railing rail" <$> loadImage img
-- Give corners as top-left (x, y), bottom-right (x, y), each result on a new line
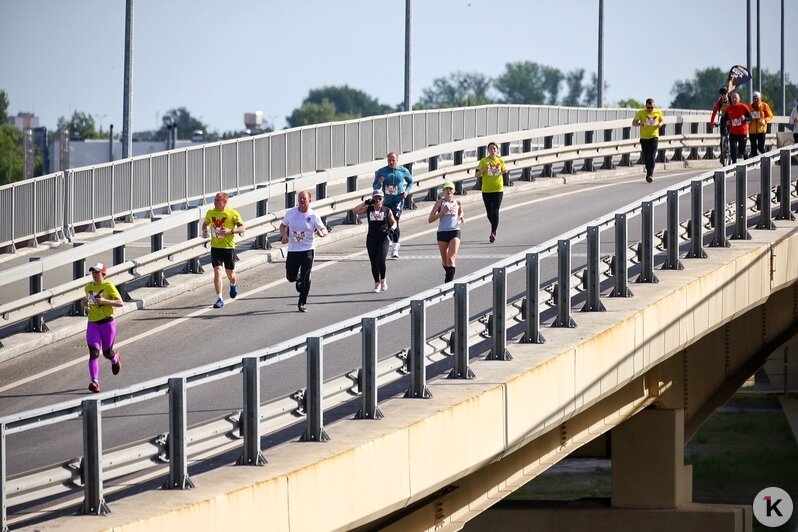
top-left (1, 143), bottom-right (795, 530)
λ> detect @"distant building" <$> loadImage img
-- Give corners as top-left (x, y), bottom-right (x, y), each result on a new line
top-left (8, 112), bottom-right (39, 131)
top-left (49, 138), bottom-right (203, 172)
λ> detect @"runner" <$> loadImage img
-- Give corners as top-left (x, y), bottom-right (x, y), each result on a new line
top-left (280, 190), bottom-right (328, 312)
top-left (351, 189), bottom-right (397, 292)
top-left (373, 152), bottom-right (413, 258)
top-left (201, 191), bottom-right (245, 309)
top-left (82, 263), bottom-right (124, 393)
top-left (428, 181), bottom-right (464, 283)
top-left (475, 142), bottom-right (506, 242)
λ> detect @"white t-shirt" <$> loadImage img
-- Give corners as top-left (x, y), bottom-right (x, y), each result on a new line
top-left (283, 207), bottom-right (326, 252)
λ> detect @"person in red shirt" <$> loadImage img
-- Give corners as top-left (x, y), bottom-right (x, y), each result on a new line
top-left (720, 92), bottom-right (752, 164)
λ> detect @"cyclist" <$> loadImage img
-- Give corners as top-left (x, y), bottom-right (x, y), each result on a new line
top-left (709, 87), bottom-right (731, 164)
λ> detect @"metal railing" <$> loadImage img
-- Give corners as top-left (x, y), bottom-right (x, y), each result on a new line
top-left (1, 143), bottom-right (796, 530)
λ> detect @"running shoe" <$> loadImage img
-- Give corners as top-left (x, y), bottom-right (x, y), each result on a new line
top-left (112, 353), bottom-right (122, 375)
top-left (298, 304), bottom-right (307, 313)
top-left (213, 298), bottom-right (224, 309)
top-left (88, 381), bottom-right (101, 393)
top-left (646, 174), bottom-right (653, 183)
top-left (380, 280), bottom-right (388, 292)
top-left (230, 284), bottom-right (238, 298)
top-left (489, 232), bottom-right (496, 243)
top-left (391, 243), bottom-right (400, 258)
top-left (373, 282), bottom-right (381, 293)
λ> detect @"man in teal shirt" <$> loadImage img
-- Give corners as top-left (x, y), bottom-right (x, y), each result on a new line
top-left (373, 152), bottom-right (413, 258)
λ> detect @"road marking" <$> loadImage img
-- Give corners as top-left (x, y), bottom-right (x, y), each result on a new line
top-left (0, 181), bottom-right (621, 393)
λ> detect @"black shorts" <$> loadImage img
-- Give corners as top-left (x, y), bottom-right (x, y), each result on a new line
top-left (211, 248), bottom-right (236, 270)
top-left (437, 230), bottom-right (461, 243)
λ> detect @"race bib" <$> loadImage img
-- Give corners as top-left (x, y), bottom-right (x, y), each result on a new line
top-left (369, 210), bottom-right (385, 222)
top-left (385, 185), bottom-right (398, 195)
top-left (751, 111), bottom-right (760, 119)
top-left (731, 117), bottom-right (743, 127)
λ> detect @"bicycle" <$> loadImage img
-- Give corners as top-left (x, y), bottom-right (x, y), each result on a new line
top-left (710, 122), bottom-right (731, 166)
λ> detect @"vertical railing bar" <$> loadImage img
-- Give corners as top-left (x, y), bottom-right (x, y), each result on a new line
top-left (163, 377), bottom-right (195, 489)
top-left (709, 170), bottom-right (730, 247)
top-left (449, 283), bottom-right (475, 378)
top-left (522, 252), bottom-right (546, 342)
top-left (731, 164), bottom-right (751, 240)
top-left (663, 190), bottom-right (685, 270)
top-left (686, 181), bottom-right (708, 259)
top-left (300, 337), bottom-right (330, 441)
top-left (357, 317), bottom-right (384, 418)
top-left (237, 357), bottom-right (267, 465)
top-left (582, 226), bottom-right (607, 311)
top-left (756, 155), bottom-right (776, 230)
top-left (553, 240), bottom-right (577, 326)
top-left (76, 399), bottom-right (110, 516)
top-left (637, 201), bottom-right (659, 283)
top-left (486, 267), bottom-right (511, 360)
top-left (405, 300), bottom-right (432, 397)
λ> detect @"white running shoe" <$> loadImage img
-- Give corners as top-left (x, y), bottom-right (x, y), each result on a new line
top-left (380, 280), bottom-right (388, 292)
top-left (391, 242), bottom-right (400, 258)
top-left (373, 282), bottom-right (381, 293)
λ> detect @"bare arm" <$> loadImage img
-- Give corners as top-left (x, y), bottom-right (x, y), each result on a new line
top-left (428, 199), bottom-right (442, 223)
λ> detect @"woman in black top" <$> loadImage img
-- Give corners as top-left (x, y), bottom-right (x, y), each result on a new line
top-left (352, 189), bottom-right (397, 292)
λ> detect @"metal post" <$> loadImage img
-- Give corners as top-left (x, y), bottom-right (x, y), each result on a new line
top-left (776, 149), bottom-right (795, 220)
top-left (185, 220), bottom-right (203, 273)
top-left (285, 190), bottom-right (296, 209)
top-left (121, 0), bottom-right (133, 159)
top-left (710, 170), bottom-right (730, 247)
top-left (582, 130), bottom-right (594, 172)
top-left (111, 230), bottom-right (130, 301)
top-left (163, 377), bottom-right (194, 489)
top-left (731, 164), bottom-right (751, 240)
top-left (522, 253), bottom-right (546, 343)
top-left (357, 317), bottom-right (384, 418)
top-left (474, 146), bottom-right (486, 190)
top-left (403, 161), bottom-right (416, 209)
top-left (610, 213), bottom-right (633, 297)
top-left (540, 135), bottom-right (554, 177)
top-left (562, 133), bottom-right (575, 174)
top-left (688, 122), bottom-right (700, 160)
top-left (597, 0), bottom-right (604, 107)
top-left (1, 423), bottom-right (7, 532)
top-left (403, 0), bottom-right (411, 112)
top-left (453, 150), bottom-right (466, 195)
top-left (71, 243), bottom-right (87, 316)
top-left (756, 155), bottom-right (776, 230)
top-left (425, 153), bottom-right (439, 201)
top-left (601, 129), bottom-right (614, 169)
top-left (521, 138), bottom-right (534, 181)
top-left (253, 191), bottom-right (273, 246)
top-left (25, 257), bottom-right (48, 332)
top-left (77, 399), bottom-right (110, 515)
top-left (637, 202), bottom-right (659, 283)
top-left (686, 181), bottom-right (708, 259)
top-left (582, 226), bottom-right (607, 311)
top-left (663, 190), bottom-right (685, 270)
top-left (501, 142), bottom-right (512, 186)
top-left (655, 124), bottom-right (667, 162)
top-left (405, 300), bottom-right (432, 397)
top-left (486, 267), bottom-right (511, 360)
top-left (704, 122), bottom-right (716, 160)
top-left (449, 283), bottom-right (475, 378)
top-left (619, 127), bottom-right (632, 166)
top-left (147, 218), bottom-right (168, 287)
top-left (672, 120), bottom-right (684, 161)
top-left (300, 337), bottom-right (330, 441)
top-left (238, 357), bottom-right (267, 465)
top-left (553, 240), bottom-right (577, 327)
top-left (343, 176), bottom-right (362, 225)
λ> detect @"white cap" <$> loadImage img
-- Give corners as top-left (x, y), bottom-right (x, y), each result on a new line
top-left (752, 91), bottom-right (761, 99)
top-left (88, 262), bottom-right (106, 274)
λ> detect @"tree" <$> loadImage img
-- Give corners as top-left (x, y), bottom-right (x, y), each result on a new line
top-left (417, 71), bottom-right (494, 109)
top-left (304, 86), bottom-right (393, 118)
top-left (582, 72), bottom-right (607, 107)
top-left (669, 67), bottom-right (727, 110)
top-left (57, 111), bottom-right (100, 140)
top-left (494, 62), bottom-right (564, 105)
top-left (287, 99), bottom-right (357, 128)
top-left (562, 69), bottom-right (587, 107)
top-left (0, 124), bottom-right (24, 185)
top-left (0, 90), bottom-right (8, 124)
top-left (617, 98), bottom-right (644, 109)
top-left (750, 68), bottom-right (798, 115)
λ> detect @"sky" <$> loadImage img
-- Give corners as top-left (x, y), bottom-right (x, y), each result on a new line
top-left (1, 0), bottom-right (796, 136)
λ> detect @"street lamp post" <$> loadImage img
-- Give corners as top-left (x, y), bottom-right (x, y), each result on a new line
top-left (404, 0), bottom-right (412, 112)
top-left (597, 0), bottom-right (604, 108)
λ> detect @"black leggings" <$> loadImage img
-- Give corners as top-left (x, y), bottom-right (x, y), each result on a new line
top-left (749, 133), bottom-right (766, 156)
top-left (366, 235), bottom-right (389, 282)
top-left (640, 137), bottom-right (658, 175)
top-left (286, 250), bottom-right (314, 305)
top-left (482, 192), bottom-right (503, 233)
top-left (729, 134), bottom-right (747, 163)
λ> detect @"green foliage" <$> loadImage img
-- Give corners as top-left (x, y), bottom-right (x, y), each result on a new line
top-left (670, 67), bottom-right (728, 109)
top-left (561, 68), bottom-right (587, 107)
top-left (305, 85), bottom-right (393, 118)
top-left (0, 124), bottom-right (24, 185)
top-left (417, 71), bottom-right (494, 109)
top-left (617, 98), bottom-right (644, 109)
top-left (0, 90), bottom-right (8, 124)
top-left (56, 111), bottom-right (101, 140)
top-left (750, 67), bottom-right (798, 114)
top-left (286, 99), bottom-right (358, 128)
top-left (494, 61), bottom-right (564, 105)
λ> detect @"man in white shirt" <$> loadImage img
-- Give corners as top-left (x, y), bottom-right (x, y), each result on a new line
top-left (280, 190), bottom-right (328, 312)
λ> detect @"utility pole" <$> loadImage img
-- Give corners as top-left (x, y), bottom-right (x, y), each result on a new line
top-left (597, 0), bottom-right (604, 108)
top-left (122, 0), bottom-right (134, 159)
top-left (403, 0), bottom-right (412, 112)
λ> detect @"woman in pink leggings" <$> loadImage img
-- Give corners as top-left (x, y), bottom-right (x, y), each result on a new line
top-left (82, 262), bottom-right (124, 393)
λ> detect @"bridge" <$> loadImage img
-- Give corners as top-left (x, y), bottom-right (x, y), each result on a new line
top-left (0, 106), bottom-right (797, 531)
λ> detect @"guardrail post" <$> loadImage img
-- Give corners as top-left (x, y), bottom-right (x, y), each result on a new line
top-left (501, 142), bottom-right (512, 186)
top-left (163, 377), bottom-right (195, 489)
top-left (540, 135), bottom-right (554, 177)
top-left (449, 283), bottom-right (475, 378)
top-left (1, 423), bottom-right (7, 532)
top-left (185, 220), bottom-right (204, 273)
top-left (300, 337), bottom-right (330, 441)
top-left (253, 190), bottom-right (274, 246)
top-left (405, 300), bottom-right (432, 397)
top-left (286, 190), bottom-right (296, 209)
top-left (344, 174), bottom-right (362, 224)
top-left (453, 150), bottom-right (467, 195)
top-left (686, 181), bottom-right (708, 259)
top-left (562, 133), bottom-right (576, 175)
top-left (238, 357), bottom-right (267, 465)
top-left (709, 170), bottom-right (730, 247)
top-left (655, 124), bottom-right (667, 163)
top-left (486, 267), bottom-right (511, 360)
top-left (522, 252), bottom-right (546, 343)
top-left (731, 164), bottom-right (751, 240)
top-left (672, 121), bottom-right (685, 161)
top-left (25, 257), bottom-right (48, 332)
top-left (71, 243), bottom-right (88, 316)
top-left (581, 130), bottom-right (595, 172)
top-left (425, 152), bottom-right (439, 201)
top-left (147, 218), bottom-right (168, 287)
top-left (756, 155), bottom-right (776, 230)
top-left (76, 399), bottom-right (110, 516)
top-left (315, 175), bottom-right (329, 228)
top-left (610, 213), bottom-right (633, 297)
top-left (403, 162), bottom-right (417, 209)
top-left (619, 127), bottom-right (632, 167)
top-left (357, 317), bottom-right (384, 418)
top-left (663, 190), bottom-right (685, 270)
top-left (521, 139), bottom-right (534, 181)
top-left (704, 122), bottom-right (716, 160)
top-left (553, 240), bottom-right (577, 327)
top-left (601, 129), bottom-right (615, 169)
top-left (112, 230), bottom-right (131, 301)
top-left (582, 226), bottom-right (607, 311)
top-left (637, 201), bottom-right (659, 283)
top-left (776, 148), bottom-right (795, 220)
top-left (474, 146), bottom-right (486, 189)
top-left (687, 122), bottom-right (700, 160)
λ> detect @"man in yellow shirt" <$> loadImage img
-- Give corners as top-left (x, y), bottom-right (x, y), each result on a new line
top-left (632, 98), bottom-right (665, 183)
top-left (202, 192), bottom-right (246, 309)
